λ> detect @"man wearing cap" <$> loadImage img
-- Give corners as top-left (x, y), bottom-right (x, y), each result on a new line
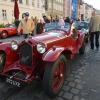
top-left (18, 12), bottom-right (35, 38)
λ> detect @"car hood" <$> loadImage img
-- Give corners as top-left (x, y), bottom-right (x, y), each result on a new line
top-left (30, 30), bottom-right (66, 44)
top-left (0, 27), bottom-right (14, 30)
top-left (0, 28), bottom-right (6, 30)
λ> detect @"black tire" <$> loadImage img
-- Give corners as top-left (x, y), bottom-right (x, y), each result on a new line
top-left (79, 42), bottom-right (85, 55)
top-left (1, 31), bottom-right (8, 39)
top-left (0, 52), bottom-right (6, 71)
top-left (43, 55), bottom-right (70, 97)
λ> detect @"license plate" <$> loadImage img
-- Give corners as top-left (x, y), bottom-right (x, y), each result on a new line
top-left (6, 78), bottom-right (21, 87)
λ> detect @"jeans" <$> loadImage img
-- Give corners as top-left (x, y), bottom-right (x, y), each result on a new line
top-left (90, 31), bottom-right (100, 49)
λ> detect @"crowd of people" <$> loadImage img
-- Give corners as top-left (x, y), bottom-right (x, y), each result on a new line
top-left (15, 10), bottom-right (100, 50)
top-left (16, 12), bottom-right (71, 38)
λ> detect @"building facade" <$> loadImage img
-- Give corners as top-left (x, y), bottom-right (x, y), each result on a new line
top-left (64, 0), bottom-right (72, 17)
top-left (0, 0), bottom-right (45, 24)
top-left (80, 3), bottom-right (94, 21)
top-left (44, 0), bottom-right (64, 17)
top-left (44, 0), bottom-right (72, 18)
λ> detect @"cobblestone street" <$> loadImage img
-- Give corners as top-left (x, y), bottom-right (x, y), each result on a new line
top-left (0, 37), bottom-right (100, 100)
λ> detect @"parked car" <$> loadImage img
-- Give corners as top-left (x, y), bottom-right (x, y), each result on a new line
top-left (0, 22), bottom-right (85, 97)
top-left (77, 21), bottom-right (89, 43)
top-left (0, 24), bottom-right (17, 39)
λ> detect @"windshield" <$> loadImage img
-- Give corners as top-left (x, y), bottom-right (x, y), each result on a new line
top-left (5, 24), bottom-right (16, 28)
top-left (45, 22), bottom-right (70, 32)
top-left (47, 31), bottom-right (63, 37)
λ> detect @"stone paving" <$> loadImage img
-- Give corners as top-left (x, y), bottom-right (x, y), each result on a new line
top-left (0, 36), bottom-right (100, 100)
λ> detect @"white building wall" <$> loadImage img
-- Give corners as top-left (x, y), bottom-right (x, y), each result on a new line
top-left (66, 0), bottom-right (72, 17)
top-left (64, 0), bottom-right (71, 17)
top-left (80, 3), bottom-right (94, 21)
top-left (0, 0), bottom-right (45, 24)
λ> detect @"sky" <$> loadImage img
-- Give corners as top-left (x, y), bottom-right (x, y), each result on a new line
top-left (84, 0), bottom-right (100, 10)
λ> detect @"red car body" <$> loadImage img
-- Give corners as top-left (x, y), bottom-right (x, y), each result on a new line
top-left (0, 23), bottom-right (85, 97)
top-left (0, 24), bottom-right (17, 38)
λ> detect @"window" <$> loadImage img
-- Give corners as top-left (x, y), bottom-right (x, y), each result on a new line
top-left (37, 0), bottom-right (40, 8)
top-left (2, 10), bottom-right (7, 20)
top-left (45, 0), bottom-right (48, 10)
top-left (32, 0), bottom-right (35, 7)
top-left (19, 0), bottom-right (23, 4)
top-left (26, 0), bottom-right (29, 5)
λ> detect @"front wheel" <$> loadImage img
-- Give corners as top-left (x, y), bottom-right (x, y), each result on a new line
top-left (1, 31), bottom-right (8, 39)
top-left (43, 55), bottom-right (70, 97)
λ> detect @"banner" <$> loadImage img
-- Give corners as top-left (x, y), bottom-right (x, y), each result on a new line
top-left (71, 0), bottom-right (78, 20)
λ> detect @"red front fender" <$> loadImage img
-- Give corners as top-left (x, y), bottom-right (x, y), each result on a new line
top-left (42, 47), bottom-right (64, 62)
top-left (0, 42), bottom-right (18, 66)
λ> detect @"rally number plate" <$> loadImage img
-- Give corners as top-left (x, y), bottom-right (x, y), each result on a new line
top-left (6, 78), bottom-right (21, 87)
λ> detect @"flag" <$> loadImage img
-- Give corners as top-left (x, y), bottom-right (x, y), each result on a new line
top-left (14, 0), bottom-right (19, 20)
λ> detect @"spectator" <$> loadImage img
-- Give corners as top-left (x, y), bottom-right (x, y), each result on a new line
top-left (34, 16), bottom-right (38, 25)
top-left (31, 16), bottom-right (37, 36)
top-left (50, 15), bottom-right (55, 23)
top-left (64, 17), bottom-right (70, 23)
top-left (14, 19), bottom-right (20, 28)
top-left (36, 18), bottom-right (45, 34)
top-left (34, 16), bottom-right (38, 35)
top-left (18, 12), bottom-right (35, 38)
top-left (43, 15), bottom-right (50, 23)
top-left (89, 11), bottom-right (100, 50)
top-left (31, 16), bottom-right (34, 22)
top-left (22, 13), bottom-right (25, 19)
top-left (55, 15), bottom-right (59, 22)
top-left (58, 17), bottom-right (65, 28)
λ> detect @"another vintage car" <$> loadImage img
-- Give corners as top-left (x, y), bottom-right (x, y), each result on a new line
top-left (0, 22), bottom-right (85, 97)
top-left (0, 24), bottom-right (17, 38)
top-left (77, 21), bottom-right (89, 43)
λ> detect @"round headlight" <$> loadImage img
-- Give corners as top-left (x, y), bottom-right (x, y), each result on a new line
top-left (11, 41), bottom-right (18, 51)
top-left (37, 43), bottom-right (46, 54)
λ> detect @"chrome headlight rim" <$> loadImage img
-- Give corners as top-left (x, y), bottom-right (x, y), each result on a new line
top-left (36, 43), bottom-right (47, 54)
top-left (11, 40), bottom-right (18, 51)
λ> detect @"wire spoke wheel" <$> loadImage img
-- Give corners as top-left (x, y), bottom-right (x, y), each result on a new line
top-left (43, 55), bottom-right (70, 97)
top-left (52, 60), bottom-right (64, 93)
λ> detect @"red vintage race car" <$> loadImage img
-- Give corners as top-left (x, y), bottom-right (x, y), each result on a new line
top-left (0, 24), bottom-right (17, 38)
top-left (0, 22), bottom-right (85, 97)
